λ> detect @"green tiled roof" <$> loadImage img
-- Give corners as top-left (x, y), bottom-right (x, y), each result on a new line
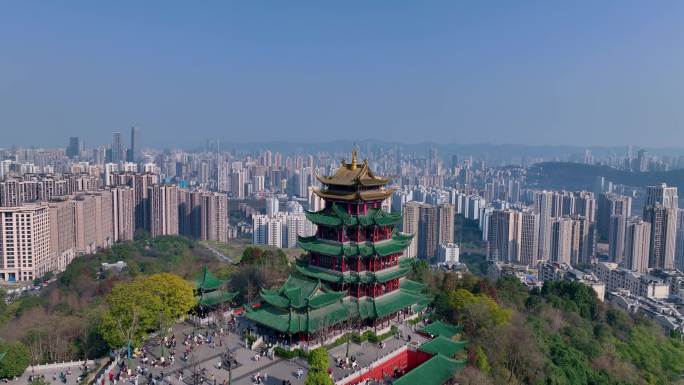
top-left (400, 279), bottom-right (426, 294)
top-left (419, 336), bottom-right (467, 357)
top-left (305, 205), bottom-right (403, 228)
top-left (245, 298), bottom-right (350, 334)
top-left (308, 291), bottom-right (346, 309)
top-left (295, 265), bottom-right (344, 283)
top-left (247, 273), bottom-right (430, 334)
top-left (298, 235), bottom-right (413, 258)
top-left (419, 321), bottom-right (464, 339)
top-left (298, 237), bottom-right (342, 255)
top-left (374, 290), bottom-right (423, 318)
top-left (374, 266), bottom-right (411, 283)
top-left (394, 354), bottom-right (466, 385)
top-left (296, 264), bottom-right (411, 285)
top-left (259, 274), bottom-right (346, 310)
top-left (198, 290), bottom-right (238, 307)
top-left (304, 211), bottom-right (343, 226)
top-left (260, 292), bottom-right (291, 308)
top-left (194, 266), bottom-right (226, 292)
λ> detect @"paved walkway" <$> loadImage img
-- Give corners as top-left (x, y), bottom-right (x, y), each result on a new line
top-left (327, 323), bottom-right (428, 384)
top-left (10, 319), bottom-right (429, 385)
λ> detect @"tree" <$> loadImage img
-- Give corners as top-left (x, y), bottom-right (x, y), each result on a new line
top-left (305, 347), bottom-right (333, 385)
top-left (454, 367), bottom-right (494, 385)
top-left (444, 289), bottom-right (511, 338)
top-left (100, 279), bottom-right (162, 352)
top-left (146, 273), bottom-right (195, 356)
top-left (146, 273), bottom-right (196, 323)
top-left (100, 274), bottom-right (196, 354)
top-left (0, 341), bottom-right (30, 378)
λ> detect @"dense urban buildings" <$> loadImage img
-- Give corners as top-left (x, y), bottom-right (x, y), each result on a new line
top-left (0, 133), bottom-right (683, 295)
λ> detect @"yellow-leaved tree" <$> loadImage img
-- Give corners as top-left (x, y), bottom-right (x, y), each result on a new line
top-left (100, 273), bottom-right (196, 355)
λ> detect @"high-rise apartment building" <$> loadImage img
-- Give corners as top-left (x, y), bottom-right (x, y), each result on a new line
top-left (608, 214), bottom-right (626, 263)
top-left (533, 191), bottom-right (554, 261)
top-left (94, 192), bottom-right (114, 250)
top-left (148, 185), bottom-right (179, 237)
top-left (574, 191), bottom-right (597, 223)
top-left (231, 170), bottom-right (245, 199)
top-left (646, 183), bottom-right (678, 210)
top-left (111, 132), bottom-right (125, 163)
top-left (643, 204), bottom-right (676, 269)
top-left (487, 209), bottom-right (518, 262)
top-left (550, 216), bottom-right (575, 264)
top-left (74, 194), bottom-right (98, 254)
top-left (519, 210), bottom-right (540, 266)
top-left (624, 217), bottom-right (651, 273)
top-left (67, 137), bottom-right (81, 158)
top-left (266, 196), bottom-right (279, 216)
top-left (487, 208), bottom-right (539, 266)
top-left (676, 209), bottom-right (684, 271)
top-left (418, 203), bottom-right (438, 259)
top-left (48, 199), bottom-right (76, 272)
top-left (597, 193), bottom-right (631, 240)
top-left (111, 186), bottom-right (135, 242)
top-left (402, 202), bottom-right (420, 259)
top-left (0, 204), bottom-right (52, 282)
top-left (198, 191), bottom-right (228, 242)
top-left (437, 203), bottom-right (455, 245)
top-left (128, 126), bottom-right (140, 163)
top-left (572, 215), bottom-right (596, 266)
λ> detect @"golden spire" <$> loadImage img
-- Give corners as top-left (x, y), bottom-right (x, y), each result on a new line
top-left (351, 148), bottom-right (358, 170)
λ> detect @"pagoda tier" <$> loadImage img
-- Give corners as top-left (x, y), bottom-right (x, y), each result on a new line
top-left (298, 233), bottom-right (413, 258)
top-left (245, 275), bottom-right (428, 335)
top-left (245, 150), bottom-right (428, 337)
top-left (312, 150), bottom-right (395, 203)
top-left (305, 203), bottom-right (401, 228)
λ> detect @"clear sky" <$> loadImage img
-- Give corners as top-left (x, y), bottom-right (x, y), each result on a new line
top-left (1, 1), bottom-right (683, 148)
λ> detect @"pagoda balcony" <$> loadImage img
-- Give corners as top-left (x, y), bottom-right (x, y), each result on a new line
top-left (309, 252), bottom-right (401, 272)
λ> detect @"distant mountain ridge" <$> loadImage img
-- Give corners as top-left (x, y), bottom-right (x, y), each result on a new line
top-left (197, 140), bottom-right (684, 159)
top-left (528, 162), bottom-right (684, 191)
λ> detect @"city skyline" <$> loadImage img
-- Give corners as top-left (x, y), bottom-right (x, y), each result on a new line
top-left (3, 3), bottom-right (684, 384)
top-left (2, 2), bottom-right (684, 147)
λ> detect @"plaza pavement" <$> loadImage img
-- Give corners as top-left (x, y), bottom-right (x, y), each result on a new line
top-left (10, 319), bottom-right (428, 385)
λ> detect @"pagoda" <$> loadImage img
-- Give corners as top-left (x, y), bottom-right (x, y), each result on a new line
top-left (246, 150), bottom-right (429, 343)
top-left (194, 266), bottom-right (239, 312)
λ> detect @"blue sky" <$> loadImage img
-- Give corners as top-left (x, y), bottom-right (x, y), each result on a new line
top-left (1, 1), bottom-right (683, 148)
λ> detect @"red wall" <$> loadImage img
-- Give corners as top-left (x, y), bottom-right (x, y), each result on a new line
top-left (346, 349), bottom-right (432, 384)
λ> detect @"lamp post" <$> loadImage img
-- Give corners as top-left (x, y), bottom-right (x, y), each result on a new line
top-left (223, 348), bottom-right (233, 385)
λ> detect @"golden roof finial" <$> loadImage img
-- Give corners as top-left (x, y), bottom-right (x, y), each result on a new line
top-left (351, 148), bottom-right (358, 170)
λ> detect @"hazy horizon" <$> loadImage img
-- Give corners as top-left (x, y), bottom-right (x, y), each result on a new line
top-left (2, 2), bottom-right (684, 147)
